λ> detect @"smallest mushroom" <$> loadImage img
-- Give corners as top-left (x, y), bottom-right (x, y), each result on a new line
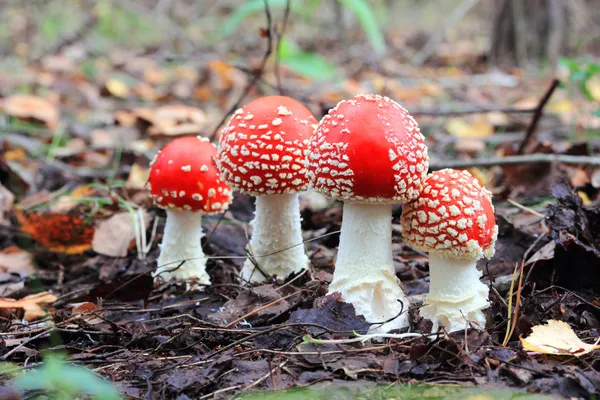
top-left (400, 169), bottom-right (498, 333)
top-left (148, 136), bottom-right (232, 288)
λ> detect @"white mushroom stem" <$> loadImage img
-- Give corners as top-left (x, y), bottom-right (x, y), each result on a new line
top-left (329, 203), bottom-right (409, 333)
top-left (240, 193), bottom-right (309, 283)
top-left (154, 210), bottom-right (210, 287)
top-left (421, 254), bottom-right (490, 333)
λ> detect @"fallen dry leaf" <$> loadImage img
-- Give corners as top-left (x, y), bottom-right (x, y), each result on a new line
top-left (520, 319), bottom-right (600, 357)
top-left (50, 185), bottom-right (96, 213)
top-left (1, 94), bottom-right (59, 130)
top-left (92, 210), bottom-right (149, 257)
top-left (445, 116), bottom-right (493, 138)
top-left (105, 77), bottom-right (130, 98)
top-left (126, 163), bottom-right (150, 190)
top-left (0, 292), bottom-right (57, 321)
top-left (16, 210), bottom-right (95, 254)
top-left (0, 246), bottom-right (36, 277)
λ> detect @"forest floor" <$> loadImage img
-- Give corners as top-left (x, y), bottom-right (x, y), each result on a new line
top-left (0, 1), bottom-right (600, 399)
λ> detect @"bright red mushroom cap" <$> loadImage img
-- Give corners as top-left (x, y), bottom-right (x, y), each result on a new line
top-left (217, 96), bottom-right (317, 196)
top-left (148, 136), bottom-right (232, 214)
top-left (401, 169), bottom-right (498, 260)
top-left (307, 94), bottom-right (428, 204)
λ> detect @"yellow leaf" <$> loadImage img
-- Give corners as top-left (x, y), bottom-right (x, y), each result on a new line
top-left (586, 76), bottom-right (600, 101)
top-left (0, 292), bottom-right (57, 321)
top-left (548, 99), bottom-right (575, 114)
top-left (105, 78), bottom-right (130, 98)
top-left (445, 117), bottom-right (493, 138)
top-left (578, 191), bottom-right (592, 206)
top-left (520, 320), bottom-right (600, 357)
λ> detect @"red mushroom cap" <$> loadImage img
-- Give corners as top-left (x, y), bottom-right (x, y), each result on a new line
top-left (149, 136), bottom-right (232, 214)
top-left (401, 169), bottom-right (497, 260)
top-left (217, 96), bottom-right (317, 196)
top-left (307, 94), bottom-right (428, 204)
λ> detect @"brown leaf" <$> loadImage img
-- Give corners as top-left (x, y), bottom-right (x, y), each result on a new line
top-left (1, 94), bottom-right (59, 130)
top-left (0, 246), bottom-right (36, 277)
top-left (0, 292), bottom-right (57, 321)
top-left (92, 210), bottom-right (149, 257)
top-left (16, 209), bottom-right (94, 254)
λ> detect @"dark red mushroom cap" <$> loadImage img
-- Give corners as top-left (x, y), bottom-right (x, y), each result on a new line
top-left (307, 94), bottom-right (428, 204)
top-left (149, 136), bottom-right (232, 214)
top-left (401, 169), bottom-right (498, 260)
top-left (217, 96), bottom-right (317, 196)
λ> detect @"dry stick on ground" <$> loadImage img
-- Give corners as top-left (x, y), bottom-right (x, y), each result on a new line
top-left (430, 153), bottom-right (600, 170)
top-left (274, 0), bottom-right (292, 95)
top-left (516, 78), bottom-right (560, 154)
top-left (209, 0), bottom-right (275, 141)
top-left (411, 106), bottom-right (536, 116)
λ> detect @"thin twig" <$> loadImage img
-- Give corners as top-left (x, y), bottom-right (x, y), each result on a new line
top-left (429, 153), bottom-right (600, 170)
top-left (411, 106), bottom-right (536, 116)
top-left (209, 0), bottom-right (275, 141)
top-left (516, 79), bottom-right (560, 154)
top-left (274, 0), bottom-right (291, 95)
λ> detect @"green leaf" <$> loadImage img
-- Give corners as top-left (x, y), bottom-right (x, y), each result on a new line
top-left (338, 0), bottom-right (386, 55)
top-left (12, 355), bottom-right (121, 400)
top-left (221, 0), bottom-right (308, 37)
top-left (278, 38), bottom-right (338, 81)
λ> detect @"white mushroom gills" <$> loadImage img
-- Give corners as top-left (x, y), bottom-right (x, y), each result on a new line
top-left (329, 203), bottom-right (409, 333)
top-left (240, 193), bottom-right (308, 283)
top-left (421, 254), bottom-right (489, 332)
top-left (154, 210), bottom-right (210, 286)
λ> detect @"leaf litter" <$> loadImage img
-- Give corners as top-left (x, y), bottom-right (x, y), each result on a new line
top-left (0, 3), bottom-right (599, 399)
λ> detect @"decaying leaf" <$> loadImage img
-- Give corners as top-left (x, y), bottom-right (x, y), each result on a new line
top-left (92, 210), bottom-right (149, 257)
top-left (0, 292), bottom-right (57, 321)
top-left (16, 210), bottom-right (95, 254)
top-left (0, 246), bottom-right (36, 277)
top-left (520, 320), bottom-right (600, 357)
top-left (50, 185), bottom-right (96, 213)
top-left (0, 94), bottom-right (59, 130)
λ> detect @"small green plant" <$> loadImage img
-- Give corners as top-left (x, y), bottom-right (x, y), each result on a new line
top-left (221, 0), bottom-right (385, 80)
top-left (559, 56), bottom-right (600, 101)
top-left (1, 353), bottom-right (121, 400)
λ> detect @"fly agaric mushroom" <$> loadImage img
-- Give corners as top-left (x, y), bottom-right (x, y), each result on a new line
top-left (217, 96), bottom-right (316, 283)
top-left (400, 169), bottom-right (498, 333)
top-left (306, 94), bottom-right (429, 333)
top-left (149, 136), bottom-right (232, 287)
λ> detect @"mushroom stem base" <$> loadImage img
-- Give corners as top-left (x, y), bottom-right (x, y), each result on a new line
top-left (154, 210), bottom-right (209, 288)
top-left (422, 254), bottom-right (489, 333)
top-left (240, 193), bottom-right (309, 284)
top-left (329, 203), bottom-right (409, 333)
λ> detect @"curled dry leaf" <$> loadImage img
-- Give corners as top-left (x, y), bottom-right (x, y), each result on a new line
top-left (445, 116), bottom-right (494, 138)
top-left (16, 209), bottom-right (94, 254)
top-left (133, 104), bottom-right (206, 137)
top-left (1, 94), bottom-right (59, 130)
top-left (0, 292), bottom-right (57, 321)
top-left (520, 320), bottom-right (600, 357)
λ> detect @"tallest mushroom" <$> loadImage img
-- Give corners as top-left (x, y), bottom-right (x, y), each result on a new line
top-left (307, 94), bottom-right (429, 333)
top-left (217, 96), bottom-right (316, 283)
